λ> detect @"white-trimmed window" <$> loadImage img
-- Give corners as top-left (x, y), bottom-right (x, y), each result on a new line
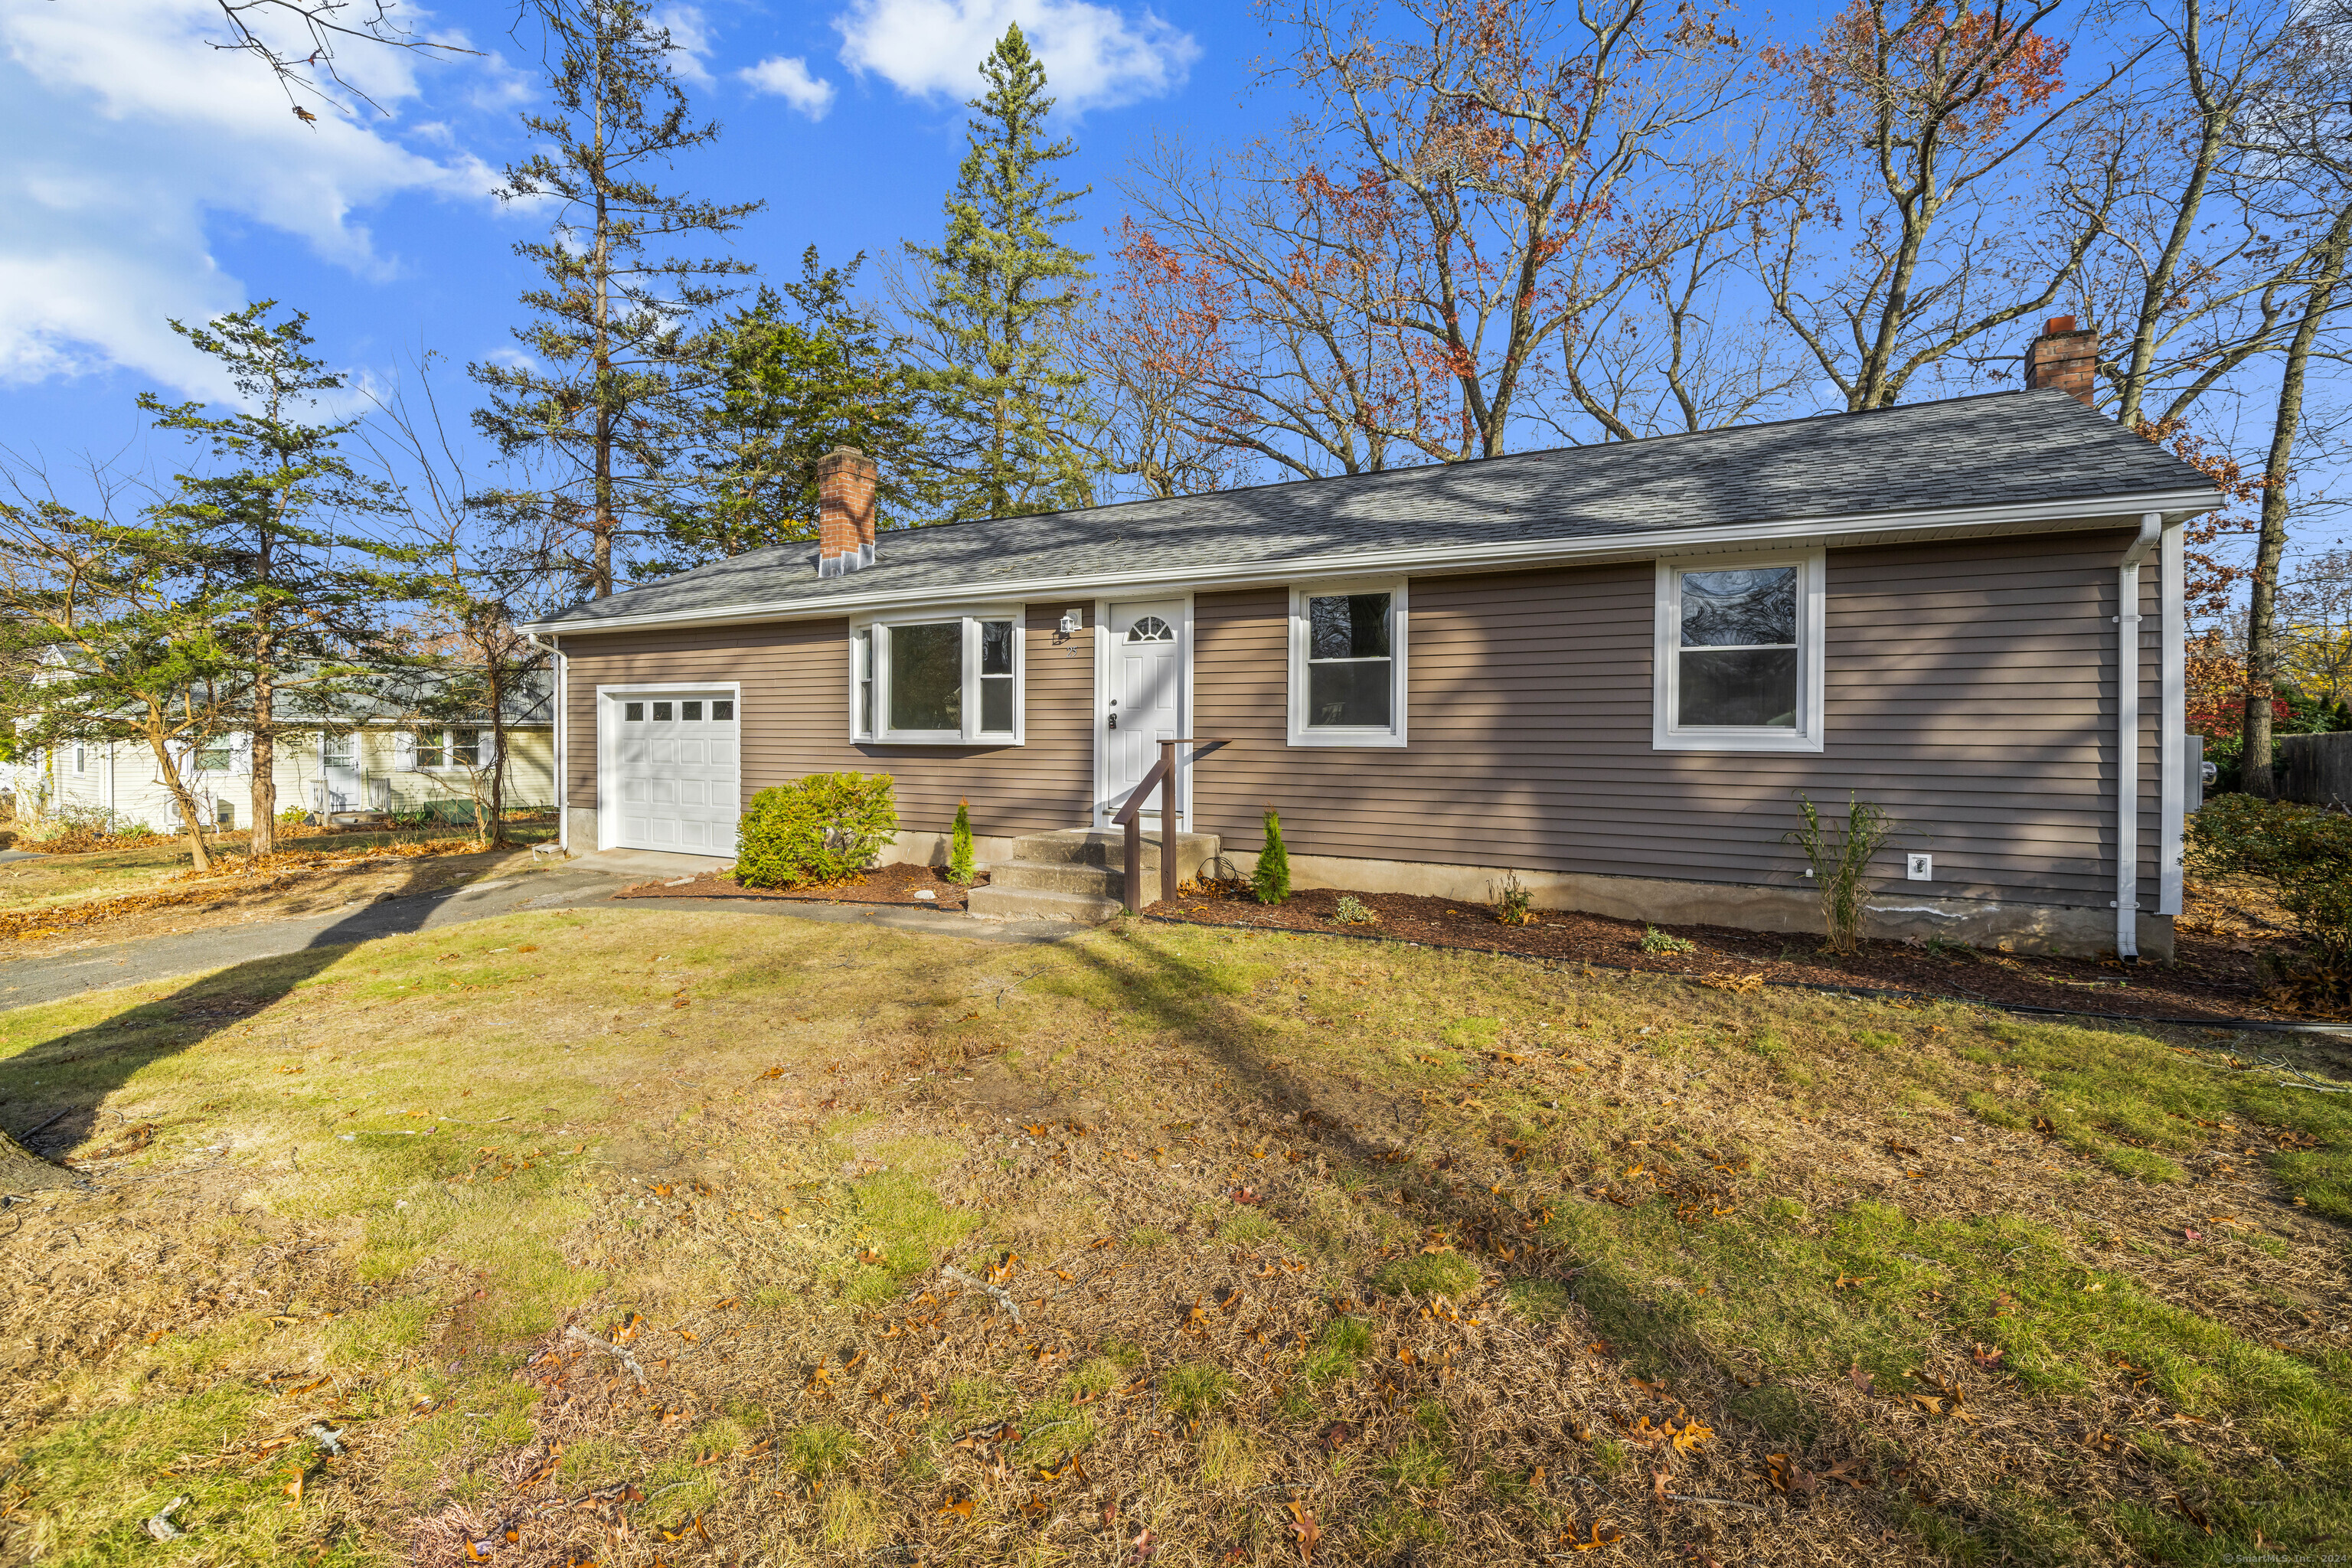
top-left (194, 738), bottom-right (232, 773)
top-left (1288, 580), bottom-right (1408, 747)
top-left (410, 727), bottom-right (488, 769)
top-left (851, 612), bottom-right (1023, 745)
top-left (1653, 552), bottom-right (1825, 753)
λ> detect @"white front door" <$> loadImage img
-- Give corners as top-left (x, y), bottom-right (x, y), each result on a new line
top-left (609, 692), bottom-right (740, 854)
top-left (1099, 601), bottom-right (1184, 824)
top-left (320, 732), bottom-right (361, 812)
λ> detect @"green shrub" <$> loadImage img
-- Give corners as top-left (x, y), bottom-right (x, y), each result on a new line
top-left (736, 773), bottom-right (898, 888)
top-left (948, 799), bottom-right (975, 884)
top-left (1332, 894), bottom-right (1379, 926)
top-left (1785, 791), bottom-right (1902, 955)
top-left (2189, 792), bottom-right (2352, 976)
top-left (1253, 808), bottom-right (1291, 904)
top-left (1639, 925), bottom-right (1694, 956)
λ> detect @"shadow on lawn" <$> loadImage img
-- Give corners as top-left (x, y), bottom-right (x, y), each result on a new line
top-left (1053, 923), bottom-right (2060, 1550)
top-left (3, 854), bottom-right (493, 1168)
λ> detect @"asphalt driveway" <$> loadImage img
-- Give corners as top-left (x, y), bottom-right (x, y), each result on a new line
top-left (0, 864), bottom-right (1072, 1011)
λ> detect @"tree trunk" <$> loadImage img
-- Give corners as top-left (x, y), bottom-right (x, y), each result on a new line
top-left (146, 731), bottom-right (213, 874)
top-left (487, 663), bottom-right (510, 848)
top-left (2243, 203), bottom-right (2352, 796)
top-left (248, 666), bottom-right (277, 858)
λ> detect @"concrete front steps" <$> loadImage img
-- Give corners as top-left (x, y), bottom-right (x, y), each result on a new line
top-left (966, 828), bottom-right (1223, 924)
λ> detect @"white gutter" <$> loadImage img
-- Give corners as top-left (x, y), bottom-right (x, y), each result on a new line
top-left (2115, 514), bottom-right (2163, 959)
top-left (515, 486), bottom-right (2219, 637)
top-left (2158, 521), bottom-right (2187, 917)
top-left (524, 632), bottom-right (565, 854)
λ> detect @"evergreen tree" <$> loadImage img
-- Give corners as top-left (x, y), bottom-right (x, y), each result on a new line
top-left (471, 0), bottom-right (763, 600)
top-left (141, 303), bottom-right (411, 859)
top-left (659, 248), bottom-right (929, 567)
top-left (905, 24), bottom-right (1098, 521)
top-left (0, 498), bottom-right (237, 871)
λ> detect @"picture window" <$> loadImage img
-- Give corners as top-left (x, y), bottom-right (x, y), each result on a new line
top-left (854, 614), bottom-right (1022, 743)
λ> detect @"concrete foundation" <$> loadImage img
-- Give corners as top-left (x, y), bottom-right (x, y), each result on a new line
top-left (1206, 849), bottom-right (2172, 962)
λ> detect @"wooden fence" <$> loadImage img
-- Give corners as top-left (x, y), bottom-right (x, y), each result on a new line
top-left (2280, 732), bottom-right (2352, 808)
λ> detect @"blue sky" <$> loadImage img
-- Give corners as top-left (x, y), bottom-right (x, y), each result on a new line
top-left (0, 0), bottom-right (1269, 486)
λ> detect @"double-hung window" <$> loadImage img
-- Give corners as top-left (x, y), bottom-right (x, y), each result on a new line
top-left (1652, 552), bottom-right (1825, 752)
top-left (1288, 580), bottom-right (1407, 746)
top-left (195, 739), bottom-right (232, 773)
top-left (851, 612), bottom-right (1023, 744)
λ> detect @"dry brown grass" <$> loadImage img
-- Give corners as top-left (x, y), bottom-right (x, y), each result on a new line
top-left (2, 910), bottom-right (2347, 1566)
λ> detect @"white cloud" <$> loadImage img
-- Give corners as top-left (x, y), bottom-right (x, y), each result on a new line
top-left (0, 0), bottom-right (498, 396)
top-left (654, 5), bottom-right (716, 88)
top-left (740, 55), bottom-right (837, 119)
top-left (835, 0), bottom-right (1197, 113)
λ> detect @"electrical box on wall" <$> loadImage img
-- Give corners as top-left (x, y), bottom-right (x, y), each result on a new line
top-left (1906, 853), bottom-right (1932, 880)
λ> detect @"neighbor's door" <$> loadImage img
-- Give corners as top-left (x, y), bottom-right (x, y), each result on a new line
top-left (1099, 601), bottom-right (1184, 825)
top-left (319, 731), bottom-right (361, 812)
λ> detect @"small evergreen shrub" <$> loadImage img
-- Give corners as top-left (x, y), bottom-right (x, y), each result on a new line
top-left (1252, 808), bottom-right (1291, 904)
top-left (736, 772), bottom-right (898, 888)
top-left (948, 799), bottom-right (975, 884)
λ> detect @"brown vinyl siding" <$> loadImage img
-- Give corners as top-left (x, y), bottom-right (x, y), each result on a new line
top-left (560, 604), bottom-right (1092, 837)
top-left (558, 528), bottom-right (2162, 913)
top-left (1191, 528), bottom-right (2159, 910)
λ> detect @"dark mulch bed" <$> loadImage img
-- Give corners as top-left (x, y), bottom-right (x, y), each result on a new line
top-left (616, 861), bottom-right (981, 910)
top-left (1147, 884), bottom-right (2336, 1025)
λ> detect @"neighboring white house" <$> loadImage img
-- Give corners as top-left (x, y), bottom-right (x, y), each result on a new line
top-left (14, 671), bottom-right (555, 834)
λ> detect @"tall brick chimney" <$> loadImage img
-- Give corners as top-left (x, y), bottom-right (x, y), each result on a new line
top-left (2024, 315), bottom-right (2099, 407)
top-left (816, 446), bottom-right (877, 578)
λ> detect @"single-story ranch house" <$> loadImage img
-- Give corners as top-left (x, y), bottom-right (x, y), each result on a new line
top-left (521, 323), bottom-right (2216, 959)
top-left (20, 671), bottom-right (556, 834)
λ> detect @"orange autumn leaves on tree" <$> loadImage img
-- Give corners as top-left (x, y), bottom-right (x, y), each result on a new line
top-left (1780, 0), bottom-right (2068, 151)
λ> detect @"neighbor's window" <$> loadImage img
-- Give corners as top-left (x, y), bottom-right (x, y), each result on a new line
top-left (451, 728), bottom-right (480, 767)
top-left (322, 732), bottom-right (354, 768)
top-left (416, 729), bottom-right (445, 769)
top-left (1289, 581), bottom-right (1406, 746)
top-left (1653, 554), bottom-right (1824, 752)
top-left (73, 743), bottom-right (86, 774)
top-left (196, 739), bottom-right (232, 773)
top-left (854, 614), bottom-right (1023, 743)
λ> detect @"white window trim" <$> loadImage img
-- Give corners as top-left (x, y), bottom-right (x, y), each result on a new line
top-left (1652, 550), bottom-right (1826, 753)
top-left (1287, 578), bottom-right (1409, 748)
top-left (851, 608), bottom-right (1026, 746)
top-left (411, 726), bottom-right (489, 771)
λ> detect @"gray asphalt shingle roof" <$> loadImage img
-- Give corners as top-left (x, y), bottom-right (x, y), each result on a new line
top-left (538, 390), bottom-right (2212, 631)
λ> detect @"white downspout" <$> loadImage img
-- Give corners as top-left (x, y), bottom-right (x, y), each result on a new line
top-left (524, 633), bottom-right (565, 854)
top-left (2115, 514), bottom-right (2162, 959)
top-left (2158, 520), bottom-right (2187, 918)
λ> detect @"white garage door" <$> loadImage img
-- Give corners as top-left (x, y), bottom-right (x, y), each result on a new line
top-left (609, 692), bottom-right (740, 854)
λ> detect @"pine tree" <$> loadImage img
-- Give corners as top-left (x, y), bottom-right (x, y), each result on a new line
top-left (905, 24), bottom-right (1098, 521)
top-left (471, 0), bottom-right (763, 600)
top-left (949, 799), bottom-right (976, 884)
top-left (141, 302), bottom-right (411, 859)
top-left (660, 249), bottom-right (929, 568)
top-left (1253, 808), bottom-right (1291, 905)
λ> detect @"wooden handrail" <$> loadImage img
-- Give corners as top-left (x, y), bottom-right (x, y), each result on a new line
top-left (1110, 738), bottom-right (1230, 910)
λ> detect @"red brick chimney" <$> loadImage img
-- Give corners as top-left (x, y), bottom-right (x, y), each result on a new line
top-left (816, 446), bottom-right (877, 578)
top-left (2024, 315), bottom-right (2099, 407)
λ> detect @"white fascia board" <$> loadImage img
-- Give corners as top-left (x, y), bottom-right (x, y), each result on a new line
top-left (517, 487), bottom-right (2219, 637)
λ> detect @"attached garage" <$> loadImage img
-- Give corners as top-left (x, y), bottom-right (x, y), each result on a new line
top-left (600, 688), bottom-right (740, 855)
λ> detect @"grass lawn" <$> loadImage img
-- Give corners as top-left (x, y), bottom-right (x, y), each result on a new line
top-left (2, 910), bottom-right (2347, 1566)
